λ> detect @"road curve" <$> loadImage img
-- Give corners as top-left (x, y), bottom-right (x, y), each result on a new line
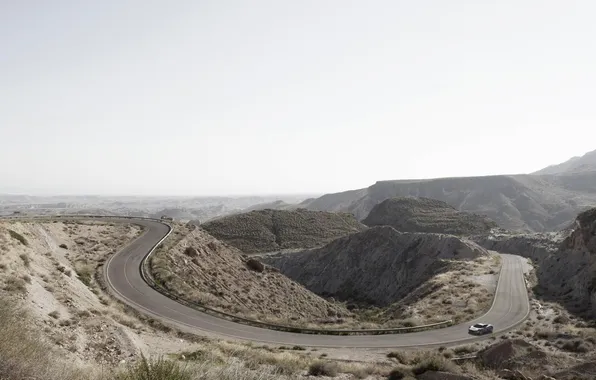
top-left (103, 218), bottom-right (530, 348)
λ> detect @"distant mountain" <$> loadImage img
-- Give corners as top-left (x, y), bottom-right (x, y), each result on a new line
top-left (302, 172), bottom-right (596, 233)
top-left (363, 197), bottom-right (498, 236)
top-left (533, 149), bottom-right (596, 175)
top-left (201, 209), bottom-right (368, 253)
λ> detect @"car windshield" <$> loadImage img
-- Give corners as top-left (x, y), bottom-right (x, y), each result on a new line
top-left (473, 324), bottom-right (486, 328)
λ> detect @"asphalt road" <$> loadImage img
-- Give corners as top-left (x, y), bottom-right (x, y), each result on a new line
top-left (105, 218), bottom-right (530, 348)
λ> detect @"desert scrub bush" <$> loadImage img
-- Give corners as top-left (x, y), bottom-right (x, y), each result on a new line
top-left (410, 353), bottom-right (459, 376)
top-left (8, 229), bottom-right (28, 246)
top-left (387, 368), bottom-right (410, 380)
top-left (308, 360), bottom-right (339, 377)
top-left (59, 243), bottom-right (68, 249)
top-left (246, 258), bottom-right (265, 272)
top-left (559, 339), bottom-right (591, 353)
top-left (114, 355), bottom-right (193, 380)
top-left (19, 253), bottom-right (31, 267)
top-left (4, 275), bottom-right (27, 293)
top-left (387, 351), bottom-right (408, 364)
top-left (75, 263), bottom-right (93, 286)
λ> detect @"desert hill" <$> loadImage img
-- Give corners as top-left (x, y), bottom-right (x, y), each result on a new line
top-left (532, 148), bottom-right (596, 175)
top-left (264, 226), bottom-right (489, 307)
top-left (242, 200), bottom-right (296, 212)
top-left (149, 224), bottom-right (351, 326)
top-left (362, 197), bottom-right (498, 236)
top-left (201, 209), bottom-right (368, 254)
top-left (302, 171), bottom-right (596, 232)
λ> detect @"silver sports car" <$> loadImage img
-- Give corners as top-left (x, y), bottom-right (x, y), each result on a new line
top-left (468, 323), bottom-right (494, 335)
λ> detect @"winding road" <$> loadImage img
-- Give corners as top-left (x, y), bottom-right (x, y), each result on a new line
top-left (101, 217), bottom-right (530, 348)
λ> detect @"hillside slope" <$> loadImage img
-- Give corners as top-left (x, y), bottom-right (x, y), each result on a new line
top-left (149, 224), bottom-right (351, 327)
top-left (532, 148), bottom-right (596, 175)
top-left (202, 209), bottom-right (368, 253)
top-left (363, 197), bottom-right (498, 235)
top-left (265, 226), bottom-right (489, 307)
top-left (477, 207), bottom-right (596, 318)
top-left (302, 172), bottom-right (596, 232)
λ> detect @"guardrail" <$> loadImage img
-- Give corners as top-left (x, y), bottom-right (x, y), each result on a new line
top-left (2, 214), bottom-right (455, 336)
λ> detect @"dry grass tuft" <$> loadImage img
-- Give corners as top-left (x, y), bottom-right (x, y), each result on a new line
top-left (0, 298), bottom-right (87, 380)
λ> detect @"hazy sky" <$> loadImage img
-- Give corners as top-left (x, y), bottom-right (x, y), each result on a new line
top-left (1, 1), bottom-right (595, 196)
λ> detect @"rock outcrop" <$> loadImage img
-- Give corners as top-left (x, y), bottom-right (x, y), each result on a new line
top-left (362, 197), bottom-right (497, 236)
top-left (265, 226), bottom-right (488, 306)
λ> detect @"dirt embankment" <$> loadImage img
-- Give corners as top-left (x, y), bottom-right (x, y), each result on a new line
top-left (201, 208), bottom-right (367, 254)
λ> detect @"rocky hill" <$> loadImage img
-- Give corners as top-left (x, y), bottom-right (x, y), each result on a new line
top-left (532, 148), bottom-right (596, 175)
top-left (242, 200), bottom-right (296, 212)
top-left (362, 197), bottom-right (498, 236)
top-left (201, 209), bottom-right (368, 254)
top-left (265, 226), bottom-right (489, 307)
top-left (301, 171), bottom-right (596, 232)
top-left (149, 224), bottom-right (351, 327)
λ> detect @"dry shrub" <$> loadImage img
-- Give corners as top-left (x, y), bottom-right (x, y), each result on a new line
top-left (4, 275), bottom-right (27, 293)
top-left (114, 355), bottom-right (192, 380)
top-left (387, 351), bottom-right (408, 364)
top-left (75, 264), bottom-right (94, 286)
top-left (246, 258), bottom-right (265, 272)
top-left (308, 360), bottom-right (339, 377)
top-left (410, 352), bottom-right (459, 376)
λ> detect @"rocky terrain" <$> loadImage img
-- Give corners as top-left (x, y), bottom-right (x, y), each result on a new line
top-left (265, 226), bottom-right (500, 325)
top-left (1, 217), bottom-right (596, 380)
top-left (201, 209), bottom-right (368, 254)
top-left (301, 168), bottom-right (596, 233)
top-left (363, 197), bottom-right (498, 236)
top-left (478, 207), bottom-right (596, 318)
top-left (149, 223), bottom-right (353, 327)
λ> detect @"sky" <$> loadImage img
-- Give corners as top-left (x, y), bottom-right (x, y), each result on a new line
top-left (1, 0), bottom-right (595, 196)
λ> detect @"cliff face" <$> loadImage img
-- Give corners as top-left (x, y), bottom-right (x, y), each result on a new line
top-left (264, 226), bottom-right (488, 306)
